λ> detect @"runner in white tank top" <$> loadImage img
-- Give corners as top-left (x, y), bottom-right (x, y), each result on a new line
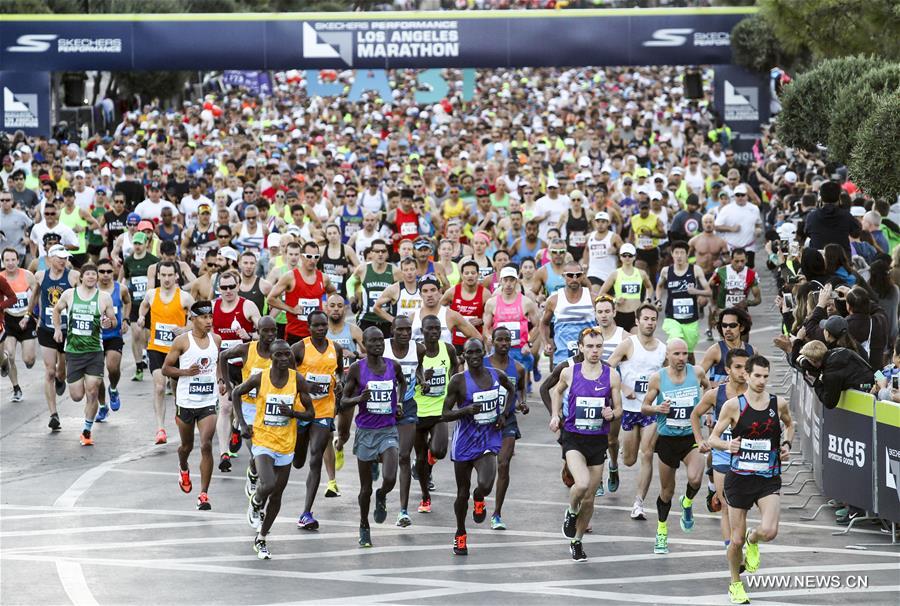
top-left (587, 230), bottom-right (618, 284)
top-left (618, 334), bottom-right (666, 413)
top-left (174, 332), bottom-right (220, 410)
top-left (411, 306), bottom-right (451, 344)
top-left (396, 285), bottom-right (423, 319)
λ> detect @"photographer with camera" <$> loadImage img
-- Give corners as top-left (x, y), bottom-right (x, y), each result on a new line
top-left (795, 338), bottom-right (875, 410)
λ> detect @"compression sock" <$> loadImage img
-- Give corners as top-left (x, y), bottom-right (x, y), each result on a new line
top-left (657, 497), bottom-right (671, 522)
top-left (83, 419), bottom-right (94, 433)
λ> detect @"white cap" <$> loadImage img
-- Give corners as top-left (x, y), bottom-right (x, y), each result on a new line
top-left (389, 163), bottom-right (401, 172)
top-left (19, 144), bottom-right (31, 154)
top-left (459, 151), bottom-right (470, 160)
top-left (81, 159), bottom-right (92, 168)
top-left (546, 178), bottom-right (559, 189)
top-left (596, 211), bottom-right (610, 222)
top-left (733, 184), bottom-right (749, 195)
top-left (578, 156), bottom-right (591, 168)
top-left (218, 246), bottom-right (238, 262)
top-left (267, 233), bottom-right (282, 248)
top-left (112, 159), bottom-right (124, 168)
top-left (286, 224), bottom-right (303, 236)
top-left (649, 190), bottom-right (663, 201)
top-left (620, 243), bottom-right (637, 255)
top-left (670, 167), bottom-right (683, 175)
top-left (100, 166), bottom-right (111, 177)
top-left (776, 222), bottom-right (798, 239)
top-left (74, 170), bottom-right (86, 178)
top-left (784, 171), bottom-right (798, 184)
top-left (850, 205), bottom-right (866, 217)
top-left (499, 266), bottom-right (519, 280)
top-left (48, 244), bottom-right (71, 258)
top-left (333, 174), bottom-right (345, 184)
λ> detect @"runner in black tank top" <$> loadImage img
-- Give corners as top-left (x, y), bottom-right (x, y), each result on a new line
top-left (318, 245), bottom-right (350, 300)
top-left (565, 206), bottom-right (590, 260)
top-left (239, 275), bottom-right (267, 314)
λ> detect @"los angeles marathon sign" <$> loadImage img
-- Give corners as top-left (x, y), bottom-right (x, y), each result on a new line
top-left (0, 9), bottom-right (751, 71)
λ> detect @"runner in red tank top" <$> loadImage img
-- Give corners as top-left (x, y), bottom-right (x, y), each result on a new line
top-left (387, 189), bottom-right (419, 253)
top-left (267, 242), bottom-right (335, 344)
top-left (441, 259), bottom-right (486, 352)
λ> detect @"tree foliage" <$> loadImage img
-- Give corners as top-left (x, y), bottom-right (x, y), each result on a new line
top-left (759, 0), bottom-right (900, 63)
top-left (827, 64), bottom-right (900, 165)
top-left (849, 93), bottom-right (900, 200)
top-left (775, 55), bottom-right (881, 152)
top-left (730, 14), bottom-right (783, 74)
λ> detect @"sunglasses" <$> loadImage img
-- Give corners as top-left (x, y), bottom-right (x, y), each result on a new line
top-left (565, 272), bottom-right (584, 279)
top-left (217, 234), bottom-right (231, 238)
top-left (581, 326), bottom-right (603, 337)
top-left (219, 283), bottom-right (237, 291)
top-left (720, 322), bottom-right (740, 329)
top-left (371, 248), bottom-right (388, 254)
top-left (550, 249), bottom-right (567, 254)
top-left (620, 253), bottom-right (634, 258)
top-left (594, 294), bottom-right (615, 304)
top-left (98, 269), bottom-right (114, 274)
top-left (303, 253), bottom-right (320, 260)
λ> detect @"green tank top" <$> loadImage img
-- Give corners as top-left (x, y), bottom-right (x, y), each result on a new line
top-left (87, 206), bottom-right (106, 248)
top-left (444, 261), bottom-right (461, 287)
top-left (360, 262), bottom-right (394, 323)
top-left (60, 205), bottom-right (87, 254)
top-left (270, 259), bottom-right (289, 325)
top-left (124, 253), bottom-right (158, 302)
top-left (66, 288), bottom-right (102, 354)
top-left (613, 266), bottom-right (643, 301)
top-left (414, 341), bottom-right (452, 417)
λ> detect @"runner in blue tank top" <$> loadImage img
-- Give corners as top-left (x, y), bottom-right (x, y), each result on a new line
top-left (339, 327), bottom-right (406, 548)
top-left (708, 355), bottom-right (794, 606)
top-left (691, 348), bottom-right (749, 548)
top-left (542, 261), bottom-right (596, 369)
top-left (97, 258), bottom-right (132, 418)
top-left (642, 338), bottom-right (710, 555)
top-left (550, 327), bottom-right (622, 562)
top-left (442, 338), bottom-right (515, 556)
top-left (483, 326), bottom-right (528, 531)
top-left (699, 307), bottom-right (754, 385)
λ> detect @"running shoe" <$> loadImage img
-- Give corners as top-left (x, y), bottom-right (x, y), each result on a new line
top-left (48, 414), bottom-right (61, 431)
top-left (706, 487), bottom-right (716, 512)
top-left (95, 406), bottom-right (109, 423)
top-left (654, 526), bottom-right (669, 554)
top-left (607, 465), bottom-right (619, 493)
top-left (197, 492), bottom-right (211, 511)
top-left (155, 428), bottom-right (167, 445)
top-left (595, 484), bottom-right (605, 497)
top-left (79, 430), bottom-right (93, 446)
top-left (562, 508), bottom-right (578, 538)
top-left (247, 496), bottom-right (263, 530)
top-left (472, 497), bottom-right (487, 523)
top-left (371, 461), bottom-right (380, 482)
top-left (374, 489), bottom-right (388, 524)
top-left (418, 498), bottom-right (432, 513)
top-left (680, 495), bottom-right (694, 533)
top-left (165, 382), bottom-right (173, 396)
top-left (245, 468), bottom-right (258, 498)
top-left (453, 533), bottom-right (468, 556)
top-left (334, 441), bottom-right (345, 471)
top-left (396, 510), bottom-right (412, 527)
top-left (132, 369), bottom-right (143, 382)
top-left (297, 511), bottom-right (319, 531)
top-left (109, 387), bottom-right (121, 411)
top-left (253, 536), bottom-right (271, 559)
top-left (570, 540), bottom-right (587, 562)
top-left (491, 514), bottom-right (506, 530)
top-left (55, 377), bottom-right (65, 396)
top-left (179, 468), bottom-right (192, 493)
top-left (229, 426), bottom-right (242, 455)
top-left (427, 449), bottom-right (437, 466)
top-left (561, 464), bottom-right (574, 488)
top-left (358, 526), bottom-right (372, 548)
top-left (744, 530), bottom-right (760, 572)
top-left (728, 581), bottom-right (750, 604)
top-left (533, 366), bottom-right (542, 382)
top-left (11, 386), bottom-right (23, 402)
top-left (631, 499), bottom-right (646, 521)
top-left (324, 479), bottom-right (341, 497)
top-left (219, 453), bottom-right (232, 472)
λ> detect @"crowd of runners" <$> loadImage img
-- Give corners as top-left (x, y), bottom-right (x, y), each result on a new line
top-left (2, 62), bottom-right (899, 604)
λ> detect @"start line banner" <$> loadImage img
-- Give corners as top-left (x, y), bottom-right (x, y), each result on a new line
top-left (0, 8), bottom-right (752, 71)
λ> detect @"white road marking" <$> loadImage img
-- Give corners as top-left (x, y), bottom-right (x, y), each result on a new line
top-left (55, 560), bottom-right (100, 606)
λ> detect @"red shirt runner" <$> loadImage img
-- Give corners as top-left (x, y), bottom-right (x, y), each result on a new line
top-left (284, 268), bottom-right (325, 340)
top-left (213, 297), bottom-right (255, 365)
top-left (449, 283), bottom-right (485, 346)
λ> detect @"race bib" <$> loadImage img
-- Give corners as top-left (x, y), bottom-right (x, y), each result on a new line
top-left (423, 367), bottom-right (447, 396)
top-left (400, 222), bottom-right (418, 236)
top-left (70, 312), bottom-right (94, 336)
top-left (306, 372), bottom-right (331, 400)
top-left (633, 376), bottom-right (649, 394)
top-left (666, 396), bottom-right (694, 428)
top-left (725, 293), bottom-right (744, 307)
top-left (45, 307), bottom-right (67, 329)
top-left (263, 393), bottom-right (294, 426)
top-left (153, 323), bottom-right (177, 348)
top-left (297, 298), bottom-right (320, 321)
top-left (569, 231), bottom-right (586, 247)
top-left (473, 388), bottom-right (500, 425)
top-left (672, 297), bottom-right (695, 320)
top-left (621, 282), bottom-right (640, 295)
top-left (575, 396), bottom-right (605, 431)
top-left (590, 242), bottom-right (608, 259)
top-left (365, 379), bottom-right (393, 415)
top-left (735, 438), bottom-right (772, 472)
top-left (566, 340), bottom-right (578, 358)
top-left (499, 321), bottom-right (522, 347)
top-left (188, 377), bottom-right (215, 398)
top-left (637, 235), bottom-right (652, 249)
top-left (11, 293), bottom-right (28, 312)
top-left (131, 276), bottom-right (148, 300)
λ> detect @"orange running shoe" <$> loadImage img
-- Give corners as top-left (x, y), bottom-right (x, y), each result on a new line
top-left (453, 533), bottom-right (468, 555)
top-left (417, 498), bottom-right (432, 513)
top-left (179, 469), bottom-right (192, 493)
top-left (473, 498), bottom-right (487, 523)
top-left (79, 430), bottom-right (93, 446)
top-left (155, 428), bottom-right (167, 445)
top-left (197, 492), bottom-right (211, 511)
top-left (427, 449), bottom-right (437, 466)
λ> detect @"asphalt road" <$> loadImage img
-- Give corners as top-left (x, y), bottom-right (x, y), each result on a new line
top-left (2, 270), bottom-right (899, 606)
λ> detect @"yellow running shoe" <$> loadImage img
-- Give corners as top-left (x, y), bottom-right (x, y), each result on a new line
top-left (325, 479), bottom-right (341, 498)
top-left (334, 440), bottom-right (345, 471)
top-left (729, 580), bottom-right (750, 604)
top-left (744, 530), bottom-right (760, 572)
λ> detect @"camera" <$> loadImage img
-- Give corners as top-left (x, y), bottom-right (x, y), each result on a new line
top-left (783, 292), bottom-right (795, 310)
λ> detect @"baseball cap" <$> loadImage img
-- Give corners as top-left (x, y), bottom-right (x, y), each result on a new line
top-left (824, 315), bottom-right (848, 338)
top-left (267, 233), bottom-right (282, 248)
top-left (546, 178), bottom-right (559, 189)
top-left (776, 222), bottom-right (797, 239)
top-left (849, 205), bottom-right (866, 217)
top-left (74, 170), bottom-right (86, 179)
top-left (475, 185), bottom-right (489, 196)
top-left (137, 220), bottom-right (155, 232)
top-left (413, 237), bottom-right (432, 250)
top-left (42, 232), bottom-right (62, 243)
top-left (198, 203), bottom-right (212, 214)
top-left (596, 211), bottom-right (610, 222)
top-left (333, 174), bottom-right (345, 184)
top-left (132, 232), bottom-right (148, 245)
top-left (649, 191), bottom-right (663, 202)
top-left (620, 243), bottom-right (637, 255)
top-left (784, 171), bottom-right (798, 184)
top-left (48, 244), bottom-right (70, 258)
top-left (126, 212), bottom-right (141, 225)
top-left (286, 224), bottom-right (303, 236)
top-left (218, 246), bottom-right (238, 262)
top-left (733, 184), bottom-right (749, 195)
top-left (149, 180), bottom-right (161, 190)
top-left (499, 266), bottom-right (519, 280)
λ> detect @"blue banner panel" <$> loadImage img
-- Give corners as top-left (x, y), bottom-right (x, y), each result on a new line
top-left (821, 392), bottom-right (875, 513)
top-left (0, 9), bottom-right (752, 71)
top-left (713, 64), bottom-right (771, 163)
top-left (0, 71), bottom-right (50, 137)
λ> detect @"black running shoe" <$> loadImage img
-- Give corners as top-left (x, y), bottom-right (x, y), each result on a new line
top-left (570, 540), bottom-right (587, 562)
top-left (562, 508), bottom-right (578, 539)
top-left (48, 414), bottom-right (61, 431)
top-left (373, 489), bottom-right (387, 524)
top-left (230, 426), bottom-right (243, 454)
top-left (219, 453), bottom-right (232, 472)
top-left (55, 378), bottom-right (65, 396)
